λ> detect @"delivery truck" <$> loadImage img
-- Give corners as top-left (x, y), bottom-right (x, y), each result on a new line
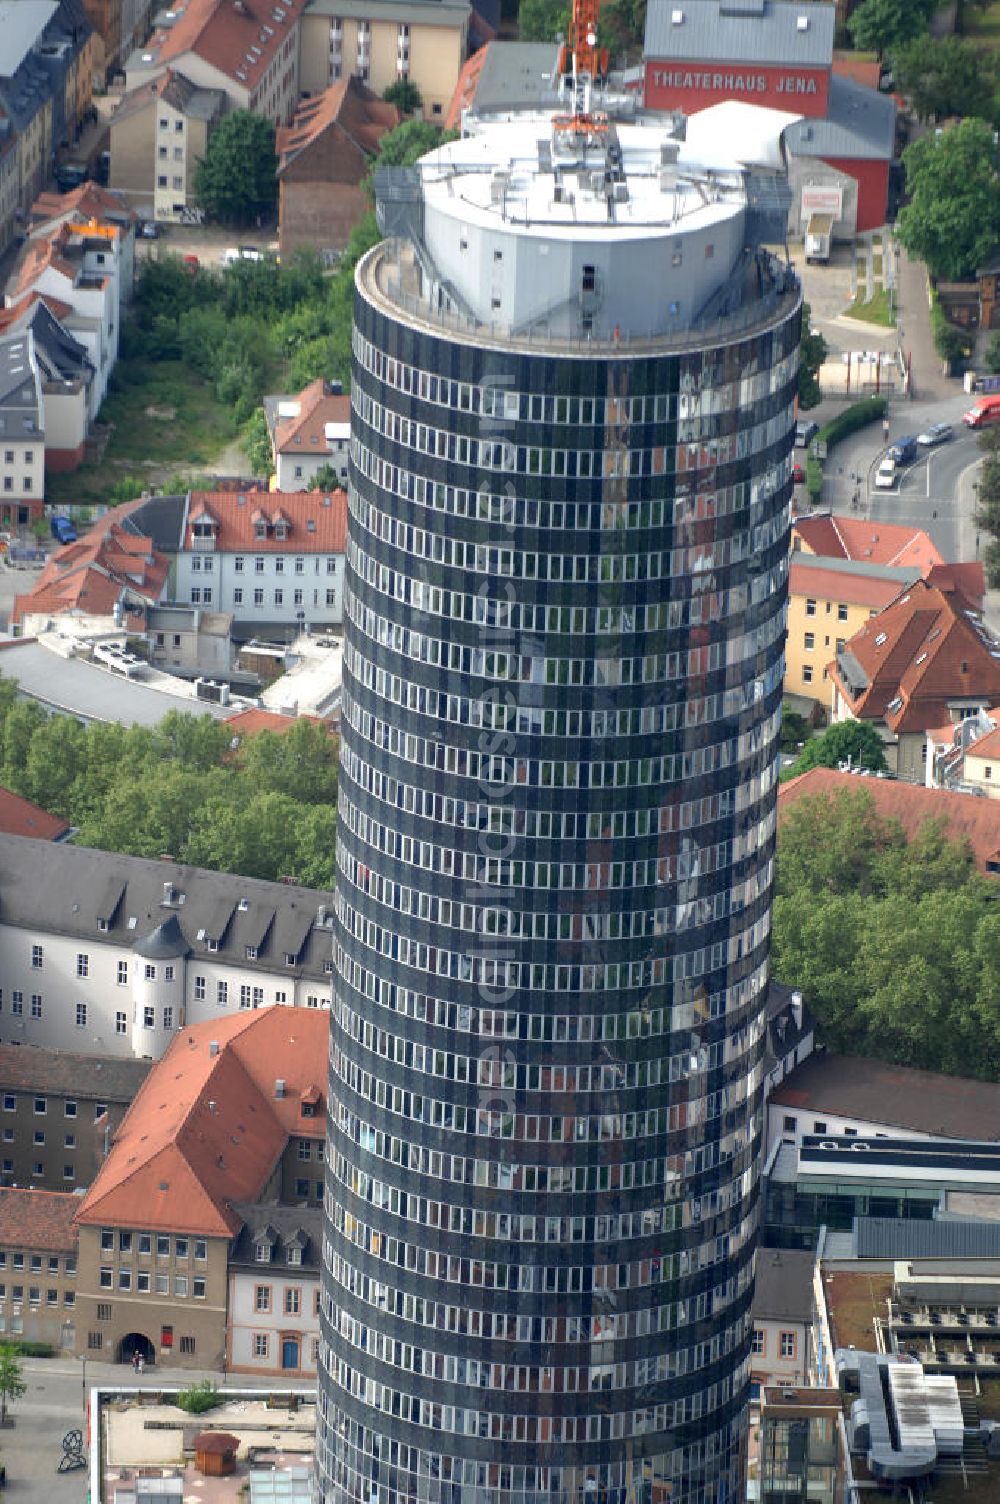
top-left (804, 213), bottom-right (833, 264)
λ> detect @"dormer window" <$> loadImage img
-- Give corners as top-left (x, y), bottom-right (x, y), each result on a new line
top-left (206, 939), bottom-right (218, 953)
top-left (301, 1102), bottom-right (315, 1118)
top-left (255, 1242), bottom-right (271, 1263)
top-left (254, 522), bottom-right (267, 539)
top-left (286, 1245), bottom-right (302, 1265)
top-left (275, 524), bottom-right (287, 540)
top-left (284, 952), bottom-right (296, 967)
top-left (246, 945), bottom-right (258, 961)
top-left (98, 919), bottom-right (110, 933)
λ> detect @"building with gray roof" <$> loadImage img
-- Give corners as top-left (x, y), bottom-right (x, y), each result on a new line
top-left (0, 331), bottom-right (45, 528)
top-left (641, 0), bottom-right (893, 235)
top-left (0, 832), bottom-right (333, 1061)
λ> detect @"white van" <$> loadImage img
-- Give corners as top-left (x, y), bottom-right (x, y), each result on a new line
top-left (873, 457), bottom-right (896, 490)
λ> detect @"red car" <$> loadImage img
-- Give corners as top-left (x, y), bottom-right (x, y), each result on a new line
top-left (183, 254), bottom-right (200, 272)
top-left (792, 463), bottom-right (806, 485)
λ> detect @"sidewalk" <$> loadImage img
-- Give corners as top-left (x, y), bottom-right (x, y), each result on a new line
top-left (895, 244), bottom-right (956, 403)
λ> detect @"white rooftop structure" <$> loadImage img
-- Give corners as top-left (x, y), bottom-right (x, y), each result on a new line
top-left (375, 102), bottom-right (797, 340)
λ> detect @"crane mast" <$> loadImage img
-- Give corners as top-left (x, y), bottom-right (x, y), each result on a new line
top-left (554, 0), bottom-right (610, 143)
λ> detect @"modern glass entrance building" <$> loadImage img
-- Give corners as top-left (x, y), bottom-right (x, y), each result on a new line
top-left (318, 109), bottom-right (802, 1504)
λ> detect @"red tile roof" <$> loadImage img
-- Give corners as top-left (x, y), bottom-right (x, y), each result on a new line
top-left (276, 78), bottom-right (398, 171)
top-left (224, 708), bottom-right (325, 738)
top-left (965, 724), bottom-right (1000, 761)
top-left (788, 559), bottom-right (907, 611)
top-left (76, 1009), bottom-right (329, 1237)
top-left (0, 1189), bottom-right (78, 1252)
top-left (829, 578), bottom-right (1000, 735)
top-left (11, 519), bottom-right (169, 627)
top-left (0, 786), bottom-right (69, 841)
top-left (793, 513), bottom-right (945, 573)
top-left (926, 561), bottom-right (986, 605)
top-left (273, 379), bottom-right (351, 456)
top-left (779, 766), bottom-right (1000, 874)
top-left (30, 182), bottom-right (137, 230)
top-left (0, 291), bottom-right (74, 333)
top-left (184, 489), bottom-right (347, 553)
top-left (149, 0), bottom-right (308, 94)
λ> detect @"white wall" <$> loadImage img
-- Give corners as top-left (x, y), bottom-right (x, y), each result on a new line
top-left (174, 548), bottom-right (344, 629)
top-left (228, 1265), bottom-right (319, 1375)
top-left (0, 922), bottom-right (331, 1060)
top-left (766, 1101), bottom-right (934, 1158)
top-left (275, 440), bottom-right (349, 492)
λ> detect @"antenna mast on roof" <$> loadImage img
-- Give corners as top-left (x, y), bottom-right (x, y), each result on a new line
top-left (554, 0), bottom-right (609, 145)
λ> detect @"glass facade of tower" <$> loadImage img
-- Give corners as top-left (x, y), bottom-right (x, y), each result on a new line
top-left (318, 243), bottom-right (802, 1504)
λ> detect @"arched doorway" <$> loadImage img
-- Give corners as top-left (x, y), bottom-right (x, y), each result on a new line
top-left (118, 1332), bottom-right (155, 1366)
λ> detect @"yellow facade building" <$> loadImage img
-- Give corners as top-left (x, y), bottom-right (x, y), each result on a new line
top-left (299, 0), bottom-right (470, 121)
top-left (785, 554), bottom-right (920, 712)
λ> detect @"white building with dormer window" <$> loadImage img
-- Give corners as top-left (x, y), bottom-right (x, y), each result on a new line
top-left (0, 834), bottom-right (333, 1062)
top-left (173, 488), bottom-right (347, 643)
top-left (226, 1203), bottom-right (322, 1377)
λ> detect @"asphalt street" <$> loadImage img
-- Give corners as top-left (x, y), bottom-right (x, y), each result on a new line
top-left (802, 389), bottom-right (990, 608)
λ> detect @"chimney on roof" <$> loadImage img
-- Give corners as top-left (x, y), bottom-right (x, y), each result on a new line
top-left (790, 991), bottom-right (803, 1031)
top-left (275, 1078), bottom-right (286, 1098)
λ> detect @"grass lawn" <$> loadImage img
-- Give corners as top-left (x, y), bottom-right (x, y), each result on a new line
top-left (100, 359), bottom-right (238, 465)
top-left (843, 288), bottom-right (895, 327)
top-left (46, 359), bottom-right (240, 509)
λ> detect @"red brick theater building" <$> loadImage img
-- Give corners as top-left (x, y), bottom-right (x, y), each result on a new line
top-left (644, 0), bottom-right (894, 235)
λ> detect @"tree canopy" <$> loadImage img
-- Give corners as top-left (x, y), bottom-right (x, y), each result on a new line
top-left (383, 79), bottom-right (421, 114)
top-left (194, 110), bottom-right (278, 226)
top-left (798, 302), bottom-right (827, 411)
top-left (773, 787), bottom-right (1000, 1079)
top-left (0, 682), bottom-right (339, 889)
top-left (518, 0), bottom-right (570, 41)
top-left (891, 35), bottom-right (995, 123)
top-left (896, 119), bottom-right (1000, 282)
top-left (785, 719), bottom-right (889, 779)
top-left (847, 0), bottom-right (936, 58)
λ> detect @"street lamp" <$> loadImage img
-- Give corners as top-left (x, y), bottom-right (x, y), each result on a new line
top-left (79, 1353), bottom-right (87, 1413)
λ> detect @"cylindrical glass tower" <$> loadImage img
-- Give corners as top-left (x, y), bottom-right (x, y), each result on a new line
top-left (319, 113), bottom-right (801, 1504)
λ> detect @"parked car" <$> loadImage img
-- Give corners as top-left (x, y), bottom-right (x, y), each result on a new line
top-left (183, 254), bottom-right (200, 271)
top-left (792, 463), bottom-right (806, 485)
top-left (874, 458), bottom-right (897, 490)
top-left (889, 435), bottom-right (918, 465)
top-left (50, 515), bottom-right (77, 545)
top-left (138, 220), bottom-right (161, 239)
top-left (795, 419), bottom-right (819, 447)
top-left (917, 422), bottom-right (954, 447)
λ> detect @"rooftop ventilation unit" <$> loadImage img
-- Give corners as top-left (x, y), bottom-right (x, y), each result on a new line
top-left (671, 8), bottom-right (683, 22)
top-left (797, 13), bottom-right (809, 29)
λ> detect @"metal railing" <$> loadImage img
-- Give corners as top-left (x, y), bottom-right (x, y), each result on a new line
top-left (359, 240), bottom-right (801, 357)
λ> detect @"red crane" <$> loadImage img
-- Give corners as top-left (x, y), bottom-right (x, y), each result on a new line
top-left (554, 0), bottom-right (610, 139)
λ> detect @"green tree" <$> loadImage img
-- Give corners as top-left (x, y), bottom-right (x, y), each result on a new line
top-left (897, 119), bottom-right (1000, 281)
top-left (797, 302), bottom-right (827, 411)
top-left (848, 0), bottom-right (936, 59)
top-left (239, 719), bottom-right (338, 805)
top-left (518, 0), bottom-right (570, 41)
top-left (369, 120), bottom-right (450, 172)
top-left (242, 407), bottom-right (273, 477)
top-left (309, 462), bottom-right (341, 492)
top-left (383, 79), bottom-right (422, 114)
top-left (0, 1345), bottom-right (26, 1425)
top-left (891, 35), bottom-right (995, 122)
top-left (985, 333), bottom-right (1000, 375)
top-left (777, 786), bottom-right (904, 899)
top-left (780, 706), bottom-right (810, 752)
top-left (194, 111), bottom-right (278, 226)
top-left (786, 719), bottom-right (888, 779)
top-left (22, 714), bottom-right (87, 817)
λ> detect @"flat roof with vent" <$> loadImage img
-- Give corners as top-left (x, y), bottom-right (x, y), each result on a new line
top-left (645, 0), bottom-right (835, 65)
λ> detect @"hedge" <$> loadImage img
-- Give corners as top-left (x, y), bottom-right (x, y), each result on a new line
top-left (817, 396), bottom-right (887, 451)
top-left (9, 1341), bottom-right (54, 1358)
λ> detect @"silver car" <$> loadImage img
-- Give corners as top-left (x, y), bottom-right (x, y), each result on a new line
top-left (916, 422), bottom-right (953, 447)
